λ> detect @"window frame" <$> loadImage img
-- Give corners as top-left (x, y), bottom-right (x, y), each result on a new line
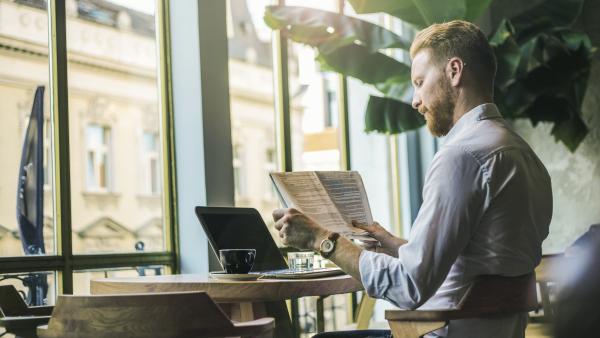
top-left (0, 0), bottom-right (178, 295)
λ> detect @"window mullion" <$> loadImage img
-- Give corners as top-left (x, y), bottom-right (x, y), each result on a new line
top-left (336, 0), bottom-right (351, 172)
top-left (157, 0), bottom-right (179, 269)
top-left (48, 0), bottom-right (73, 294)
top-left (273, 0), bottom-right (292, 172)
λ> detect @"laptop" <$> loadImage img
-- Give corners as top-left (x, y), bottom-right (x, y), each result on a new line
top-left (195, 206), bottom-right (344, 279)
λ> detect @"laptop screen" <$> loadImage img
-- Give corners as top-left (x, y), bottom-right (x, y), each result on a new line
top-left (195, 207), bottom-right (288, 272)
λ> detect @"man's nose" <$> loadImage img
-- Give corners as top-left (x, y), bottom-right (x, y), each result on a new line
top-left (412, 95), bottom-right (421, 110)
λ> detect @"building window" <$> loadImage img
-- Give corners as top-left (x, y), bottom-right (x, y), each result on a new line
top-left (85, 124), bottom-right (111, 192)
top-left (264, 148), bottom-right (276, 200)
top-left (142, 132), bottom-right (160, 195)
top-left (324, 74), bottom-right (338, 128)
top-left (233, 144), bottom-right (245, 198)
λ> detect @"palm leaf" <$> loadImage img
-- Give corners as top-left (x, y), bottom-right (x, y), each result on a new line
top-left (364, 95), bottom-right (424, 133)
top-left (346, 0), bottom-right (428, 28)
top-left (316, 44), bottom-right (410, 85)
top-left (265, 5), bottom-right (411, 54)
top-left (510, 0), bottom-right (585, 43)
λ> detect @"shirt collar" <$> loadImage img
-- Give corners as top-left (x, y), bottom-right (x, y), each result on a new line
top-left (444, 103), bottom-right (501, 142)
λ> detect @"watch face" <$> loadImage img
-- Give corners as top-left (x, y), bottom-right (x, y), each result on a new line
top-left (321, 240), bottom-right (334, 253)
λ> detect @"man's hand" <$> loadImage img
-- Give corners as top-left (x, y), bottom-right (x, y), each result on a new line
top-left (352, 220), bottom-right (407, 257)
top-left (273, 208), bottom-right (329, 250)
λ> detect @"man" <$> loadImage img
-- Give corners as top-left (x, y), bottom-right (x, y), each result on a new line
top-left (273, 20), bottom-right (552, 338)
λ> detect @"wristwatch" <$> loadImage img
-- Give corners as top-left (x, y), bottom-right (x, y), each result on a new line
top-left (319, 232), bottom-right (340, 258)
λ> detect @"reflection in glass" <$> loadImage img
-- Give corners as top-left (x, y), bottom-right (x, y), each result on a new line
top-left (66, 0), bottom-right (165, 254)
top-left (0, 271), bottom-right (56, 306)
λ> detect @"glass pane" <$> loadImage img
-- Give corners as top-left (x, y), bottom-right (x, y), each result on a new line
top-left (66, 0), bottom-right (166, 254)
top-left (297, 295), bottom-right (354, 337)
top-left (0, 0), bottom-right (55, 256)
top-left (286, 0), bottom-right (343, 171)
top-left (0, 271), bottom-right (56, 306)
top-left (73, 266), bottom-right (168, 295)
top-left (227, 0), bottom-right (280, 239)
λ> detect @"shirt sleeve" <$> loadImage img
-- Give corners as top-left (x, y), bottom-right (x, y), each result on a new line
top-left (359, 146), bottom-right (488, 309)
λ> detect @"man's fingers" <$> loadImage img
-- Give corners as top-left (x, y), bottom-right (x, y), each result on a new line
top-left (352, 220), bottom-right (377, 233)
top-left (272, 208), bottom-right (288, 222)
top-left (274, 216), bottom-right (288, 231)
top-left (352, 220), bottom-right (368, 230)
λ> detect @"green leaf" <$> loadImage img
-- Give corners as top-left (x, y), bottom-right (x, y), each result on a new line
top-left (346, 0), bottom-right (410, 14)
top-left (521, 95), bottom-right (587, 151)
top-left (519, 34), bottom-right (593, 98)
top-left (374, 77), bottom-right (413, 103)
top-left (490, 20), bottom-right (521, 89)
top-left (510, 0), bottom-right (585, 43)
top-left (464, 0), bottom-right (494, 22)
top-left (316, 44), bottom-right (410, 85)
top-left (409, 0), bottom-right (467, 25)
top-left (348, 0), bottom-right (494, 27)
top-left (364, 95), bottom-right (424, 133)
top-left (264, 6), bottom-right (411, 54)
top-left (346, 0), bottom-right (427, 28)
top-left (550, 113), bottom-right (588, 152)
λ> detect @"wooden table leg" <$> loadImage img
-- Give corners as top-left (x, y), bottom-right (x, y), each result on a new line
top-left (355, 294), bottom-right (376, 329)
top-left (224, 301), bottom-right (295, 338)
top-left (388, 321), bottom-right (446, 338)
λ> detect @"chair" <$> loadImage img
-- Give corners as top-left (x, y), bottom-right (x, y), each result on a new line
top-left (385, 273), bottom-right (537, 338)
top-left (526, 254), bottom-right (561, 338)
top-left (37, 291), bottom-right (275, 338)
top-left (0, 285), bottom-right (53, 338)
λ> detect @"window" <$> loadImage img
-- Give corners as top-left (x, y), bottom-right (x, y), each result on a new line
top-left (0, 0), bottom-right (175, 299)
top-left (227, 0), bottom-right (279, 224)
top-left (141, 132), bottom-right (160, 195)
top-left (0, 0), bottom-right (54, 258)
top-left (85, 124), bottom-right (111, 192)
top-left (264, 148), bottom-right (276, 200)
top-left (232, 143), bottom-right (246, 198)
top-left (287, 0), bottom-right (344, 172)
top-left (68, 0), bottom-right (167, 255)
top-left (324, 73), bottom-right (339, 128)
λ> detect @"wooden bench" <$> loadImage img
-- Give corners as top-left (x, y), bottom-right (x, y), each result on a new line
top-left (37, 291), bottom-right (275, 338)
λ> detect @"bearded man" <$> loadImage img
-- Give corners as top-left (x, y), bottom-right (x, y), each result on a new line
top-left (273, 20), bottom-right (552, 338)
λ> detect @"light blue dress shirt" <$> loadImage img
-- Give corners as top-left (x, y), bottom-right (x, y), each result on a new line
top-left (359, 103), bottom-right (552, 338)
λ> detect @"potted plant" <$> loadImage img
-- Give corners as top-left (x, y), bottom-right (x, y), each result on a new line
top-left (265, 0), bottom-right (595, 151)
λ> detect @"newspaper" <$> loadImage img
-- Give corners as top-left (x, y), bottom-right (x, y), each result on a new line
top-left (270, 171), bottom-right (375, 241)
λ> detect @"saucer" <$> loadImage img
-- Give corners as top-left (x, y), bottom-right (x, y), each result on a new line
top-left (209, 271), bottom-right (263, 281)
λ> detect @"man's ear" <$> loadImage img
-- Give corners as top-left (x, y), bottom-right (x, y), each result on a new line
top-left (447, 57), bottom-right (464, 87)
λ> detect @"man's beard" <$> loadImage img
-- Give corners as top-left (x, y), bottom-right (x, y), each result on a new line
top-left (423, 80), bottom-right (456, 137)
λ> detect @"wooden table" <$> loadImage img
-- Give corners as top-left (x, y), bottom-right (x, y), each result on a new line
top-left (91, 274), bottom-right (363, 337)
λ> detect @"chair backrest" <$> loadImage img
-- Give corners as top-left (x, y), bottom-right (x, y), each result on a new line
top-left (457, 273), bottom-right (537, 316)
top-left (38, 291), bottom-right (235, 338)
top-left (534, 254), bottom-right (561, 320)
top-left (0, 285), bottom-right (29, 316)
